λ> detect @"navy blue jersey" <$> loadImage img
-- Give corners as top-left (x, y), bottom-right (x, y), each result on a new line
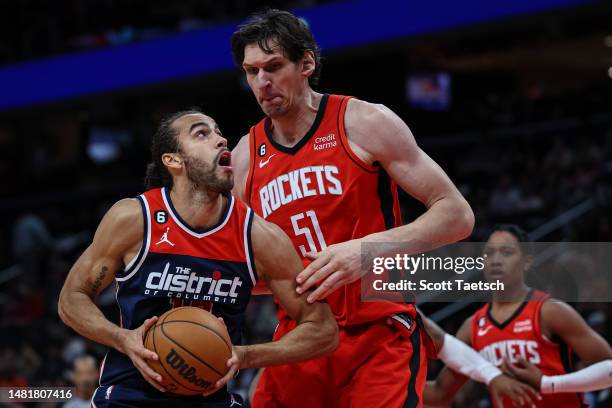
top-left (99, 187), bottom-right (256, 400)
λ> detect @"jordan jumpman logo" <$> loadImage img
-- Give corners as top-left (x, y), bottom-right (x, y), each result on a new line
top-left (156, 227), bottom-right (175, 246)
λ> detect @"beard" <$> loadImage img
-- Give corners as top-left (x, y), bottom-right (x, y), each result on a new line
top-left (182, 152), bottom-right (233, 193)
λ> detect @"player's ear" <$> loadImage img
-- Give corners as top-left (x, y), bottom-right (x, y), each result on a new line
top-left (301, 50), bottom-right (316, 79)
top-left (162, 153), bottom-right (182, 170)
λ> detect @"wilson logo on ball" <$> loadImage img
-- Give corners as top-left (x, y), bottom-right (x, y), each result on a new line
top-left (166, 348), bottom-right (213, 389)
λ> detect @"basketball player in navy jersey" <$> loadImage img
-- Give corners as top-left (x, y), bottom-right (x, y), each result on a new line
top-left (58, 109), bottom-right (338, 407)
top-left (424, 224), bottom-right (612, 407)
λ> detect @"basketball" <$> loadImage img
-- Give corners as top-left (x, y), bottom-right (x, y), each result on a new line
top-left (143, 307), bottom-right (232, 395)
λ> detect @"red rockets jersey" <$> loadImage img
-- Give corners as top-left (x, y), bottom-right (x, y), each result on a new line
top-left (101, 187), bottom-right (256, 390)
top-left (471, 290), bottom-right (585, 408)
top-left (245, 93), bottom-right (415, 326)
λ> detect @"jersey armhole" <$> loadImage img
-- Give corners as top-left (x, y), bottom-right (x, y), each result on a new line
top-left (337, 96), bottom-right (378, 173)
top-left (244, 207), bottom-right (258, 286)
top-left (534, 299), bottom-right (559, 348)
top-left (469, 312), bottom-right (478, 347)
top-left (116, 195), bottom-right (150, 282)
top-left (245, 127), bottom-right (257, 206)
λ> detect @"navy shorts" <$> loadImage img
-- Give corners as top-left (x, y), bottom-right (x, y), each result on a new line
top-left (91, 384), bottom-right (244, 408)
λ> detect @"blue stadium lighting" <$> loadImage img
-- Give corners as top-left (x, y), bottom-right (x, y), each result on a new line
top-left (0, 0), bottom-right (593, 110)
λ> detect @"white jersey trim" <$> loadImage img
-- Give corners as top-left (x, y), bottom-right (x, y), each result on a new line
top-left (162, 187), bottom-right (235, 238)
top-left (91, 387), bottom-right (99, 408)
top-left (97, 353), bottom-right (107, 386)
top-left (244, 208), bottom-right (257, 286)
top-left (116, 195), bottom-right (151, 282)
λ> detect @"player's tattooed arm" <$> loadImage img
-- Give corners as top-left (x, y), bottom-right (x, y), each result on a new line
top-left (59, 198), bottom-right (142, 349)
top-left (88, 265), bottom-right (109, 296)
top-left (58, 198), bottom-right (166, 392)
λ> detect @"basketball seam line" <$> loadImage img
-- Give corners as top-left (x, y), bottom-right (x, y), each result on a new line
top-left (160, 321), bottom-right (228, 377)
top-left (152, 323), bottom-right (211, 393)
top-left (161, 318), bottom-right (232, 354)
top-left (161, 307), bottom-right (185, 324)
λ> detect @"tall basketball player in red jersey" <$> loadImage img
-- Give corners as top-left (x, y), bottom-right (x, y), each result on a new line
top-left (229, 9), bottom-right (482, 408)
top-left (58, 110), bottom-right (338, 407)
top-left (425, 224), bottom-right (612, 408)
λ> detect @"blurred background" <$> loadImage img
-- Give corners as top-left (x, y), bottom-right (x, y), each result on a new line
top-left (1, 0), bottom-right (611, 406)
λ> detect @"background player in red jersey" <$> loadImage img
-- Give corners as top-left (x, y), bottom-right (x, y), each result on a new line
top-left (229, 9), bottom-right (536, 408)
top-left (424, 224), bottom-right (612, 407)
top-left (58, 110), bottom-right (338, 407)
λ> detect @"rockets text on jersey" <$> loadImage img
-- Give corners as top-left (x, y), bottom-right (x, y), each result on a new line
top-left (471, 289), bottom-right (585, 408)
top-left (245, 93), bottom-right (415, 326)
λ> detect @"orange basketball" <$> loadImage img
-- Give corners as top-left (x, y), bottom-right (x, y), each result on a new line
top-left (144, 306), bottom-right (232, 395)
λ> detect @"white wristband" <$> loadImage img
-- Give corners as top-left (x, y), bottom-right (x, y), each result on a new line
top-left (438, 333), bottom-right (502, 385)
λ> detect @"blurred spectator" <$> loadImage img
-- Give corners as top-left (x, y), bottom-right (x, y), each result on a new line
top-left (63, 355), bottom-right (99, 408)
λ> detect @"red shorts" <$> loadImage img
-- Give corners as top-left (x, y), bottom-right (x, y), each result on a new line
top-left (252, 313), bottom-right (431, 408)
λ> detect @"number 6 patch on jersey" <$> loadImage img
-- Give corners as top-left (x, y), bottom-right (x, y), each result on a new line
top-left (154, 210), bottom-right (168, 224)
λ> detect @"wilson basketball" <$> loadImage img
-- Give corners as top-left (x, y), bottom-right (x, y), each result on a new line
top-left (144, 306), bottom-right (232, 395)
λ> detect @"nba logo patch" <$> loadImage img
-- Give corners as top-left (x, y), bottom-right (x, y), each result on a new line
top-left (105, 385), bottom-right (114, 400)
top-left (478, 316), bottom-right (486, 327)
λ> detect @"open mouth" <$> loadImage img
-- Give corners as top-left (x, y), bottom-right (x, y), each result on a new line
top-left (218, 151), bottom-right (232, 167)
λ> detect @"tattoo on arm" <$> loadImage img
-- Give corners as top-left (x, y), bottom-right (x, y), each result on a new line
top-left (91, 266), bottom-right (109, 295)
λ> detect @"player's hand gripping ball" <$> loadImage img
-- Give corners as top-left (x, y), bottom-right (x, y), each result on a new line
top-left (144, 307), bottom-right (232, 395)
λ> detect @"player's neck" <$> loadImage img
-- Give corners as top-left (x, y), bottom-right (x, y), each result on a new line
top-left (491, 282), bottom-right (530, 305)
top-left (169, 183), bottom-right (227, 229)
top-left (269, 90), bottom-right (322, 146)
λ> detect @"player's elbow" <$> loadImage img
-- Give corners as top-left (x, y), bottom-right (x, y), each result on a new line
top-left (57, 284), bottom-right (79, 327)
top-left (314, 310), bottom-right (339, 355)
top-left (320, 318), bottom-right (340, 355)
top-left (57, 289), bottom-right (70, 325)
top-left (453, 199), bottom-right (474, 240)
